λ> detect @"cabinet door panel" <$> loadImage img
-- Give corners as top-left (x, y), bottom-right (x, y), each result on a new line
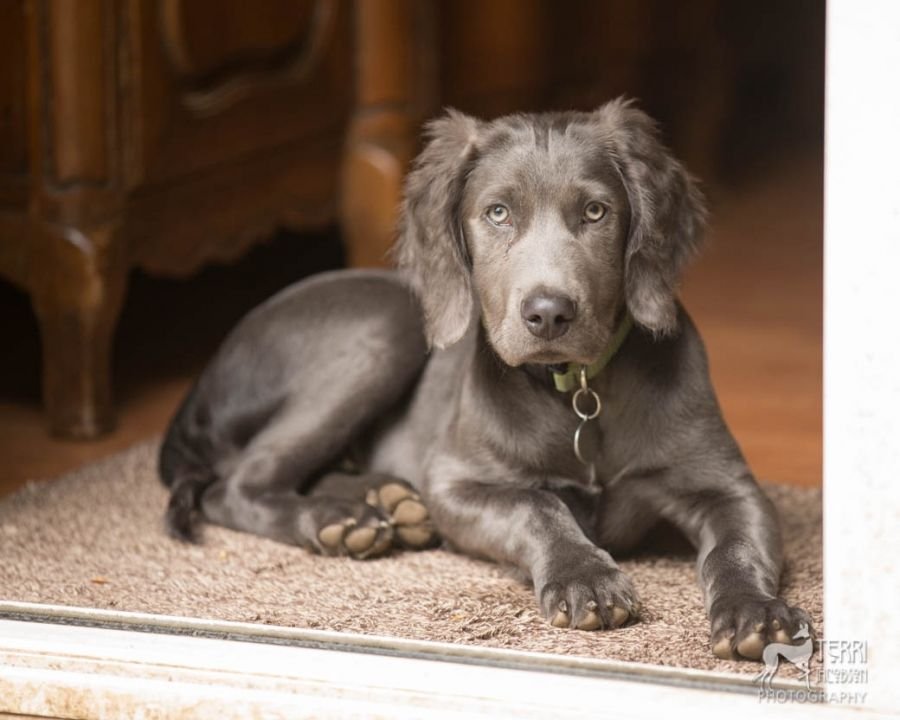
top-left (128, 0), bottom-right (352, 188)
top-left (160, 0), bottom-right (318, 82)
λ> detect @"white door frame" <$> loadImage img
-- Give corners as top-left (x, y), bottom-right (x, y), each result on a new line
top-left (0, 602), bottom-right (873, 719)
top-left (822, 0), bottom-right (900, 715)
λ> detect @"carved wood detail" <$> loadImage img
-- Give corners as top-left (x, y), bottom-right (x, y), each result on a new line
top-left (128, 138), bottom-right (341, 277)
top-left (158, 0), bottom-right (339, 117)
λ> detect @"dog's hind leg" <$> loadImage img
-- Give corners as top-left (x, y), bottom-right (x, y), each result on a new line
top-left (198, 353), bottom-right (427, 559)
top-left (198, 416), bottom-right (400, 559)
top-left (164, 272), bottom-right (429, 556)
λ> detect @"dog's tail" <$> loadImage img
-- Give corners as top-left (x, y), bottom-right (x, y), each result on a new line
top-left (158, 393), bottom-right (216, 543)
top-left (162, 469), bottom-right (214, 542)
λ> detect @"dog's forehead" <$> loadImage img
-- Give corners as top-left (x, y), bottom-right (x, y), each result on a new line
top-left (472, 115), bottom-right (618, 189)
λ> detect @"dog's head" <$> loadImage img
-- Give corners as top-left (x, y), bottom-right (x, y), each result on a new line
top-left (395, 98), bottom-right (707, 367)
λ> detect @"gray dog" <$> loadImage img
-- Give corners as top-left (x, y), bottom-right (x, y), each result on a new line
top-left (160, 98), bottom-right (811, 660)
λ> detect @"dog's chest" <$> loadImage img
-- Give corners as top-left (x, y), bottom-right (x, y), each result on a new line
top-left (537, 385), bottom-right (642, 490)
top-left (506, 393), bottom-right (613, 485)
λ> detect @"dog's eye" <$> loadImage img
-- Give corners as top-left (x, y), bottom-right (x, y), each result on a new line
top-left (486, 204), bottom-right (511, 226)
top-left (583, 201), bottom-right (607, 223)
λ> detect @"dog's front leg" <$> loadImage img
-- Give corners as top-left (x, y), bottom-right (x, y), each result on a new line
top-left (681, 481), bottom-right (813, 660)
top-left (427, 477), bottom-right (641, 630)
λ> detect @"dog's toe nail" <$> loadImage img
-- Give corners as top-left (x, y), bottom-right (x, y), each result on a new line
top-left (365, 489), bottom-right (379, 506)
top-left (712, 635), bottom-right (734, 660)
top-left (610, 605), bottom-right (630, 627)
top-left (558, 600), bottom-right (568, 613)
top-left (393, 499), bottom-right (428, 525)
top-left (585, 600), bottom-right (598, 612)
top-left (737, 632), bottom-right (765, 660)
top-left (577, 611), bottom-right (603, 631)
top-left (378, 520), bottom-right (391, 529)
top-left (771, 619), bottom-right (781, 631)
top-left (344, 517), bottom-right (357, 528)
top-left (344, 526), bottom-right (376, 554)
top-left (753, 621), bottom-right (766, 633)
top-left (551, 610), bottom-right (570, 628)
top-left (318, 524), bottom-right (345, 549)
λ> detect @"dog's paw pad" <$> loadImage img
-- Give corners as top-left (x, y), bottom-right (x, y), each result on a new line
top-left (318, 521), bottom-right (351, 550)
top-left (345, 526), bottom-right (377, 554)
top-left (737, 631), bottom-right (766, 660)
top-left (551, 601), bottom-right (570, 628)
top-left (316, 514), bottom-right (392, 560)
top-left (576, 601), bottom-right (603, 631)
top-left (393, 498), bottom-right (429, 525)
top-left (395, 524), bottom-right (434, 547)
top-left (712, 630), bottom-right (736, 659)
top-left (377, 483), bottom-right (415, 513)
top-left (371, 481), bottom-right (438, 550)
top-left (609, 604), bottom-right (630, 628)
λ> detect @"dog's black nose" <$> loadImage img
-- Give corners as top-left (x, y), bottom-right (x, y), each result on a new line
top-left (521, 293), bottom-right (576, 340)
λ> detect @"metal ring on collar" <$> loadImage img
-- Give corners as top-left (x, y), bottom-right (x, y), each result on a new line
top-left (572, 387), bottom-right (601, 420)
top-left (573, 420), bottom-right (592, 465)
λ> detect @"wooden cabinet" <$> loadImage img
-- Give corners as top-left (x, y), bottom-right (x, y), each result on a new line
top-left (0, 0), bottom-right (431, 438)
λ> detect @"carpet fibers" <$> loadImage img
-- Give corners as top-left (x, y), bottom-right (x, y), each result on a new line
top-left (0, 440), bottom-right (822, 678)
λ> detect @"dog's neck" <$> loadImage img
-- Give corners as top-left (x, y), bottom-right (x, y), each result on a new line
top-left (510, 312), bottom-right (634, 394)
top-left (545, 314), bottom-right (634, 392)
top-left (466, 322), bottom-right (629, 483)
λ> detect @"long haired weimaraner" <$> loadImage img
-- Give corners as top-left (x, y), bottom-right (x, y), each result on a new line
top-left (159, 98), bottom-right (811, 660)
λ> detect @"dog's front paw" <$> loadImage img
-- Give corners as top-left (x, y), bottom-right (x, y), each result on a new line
top-left (308, 499), bottom-right (394, 560)
top-left (710, 594), bottom-right (813, 660)
top-left (537, 550), bottom-right (641, 630)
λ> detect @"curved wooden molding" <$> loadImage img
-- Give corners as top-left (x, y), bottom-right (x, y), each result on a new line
top-left (158, 0), bottom-right (338, 117)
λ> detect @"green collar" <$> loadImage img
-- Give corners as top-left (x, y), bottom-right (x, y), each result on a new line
top-left (550, 314), bottom-right (634, 392)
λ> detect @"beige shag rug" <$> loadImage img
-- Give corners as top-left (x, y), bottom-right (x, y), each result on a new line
top-left (0, 440), bottom-right (822, 677)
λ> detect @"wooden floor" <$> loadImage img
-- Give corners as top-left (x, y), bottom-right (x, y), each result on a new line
top-left (683, 158), bottom-right (822, 488)
top-left (0, 154), bottom-right (822, 497)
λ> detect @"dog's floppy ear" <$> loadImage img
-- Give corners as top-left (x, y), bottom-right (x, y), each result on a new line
top-left (394, 110), bottom-right (480, 349)
top-left (595, 98), bottom-right (707, 335)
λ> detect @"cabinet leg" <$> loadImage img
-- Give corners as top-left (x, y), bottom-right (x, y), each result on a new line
top-left (29, 222), bottom-right (127, 439)
top-left (340, 111), bottom-right (415, 268)
top-left (340, 0), bottom-right (433, 268)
